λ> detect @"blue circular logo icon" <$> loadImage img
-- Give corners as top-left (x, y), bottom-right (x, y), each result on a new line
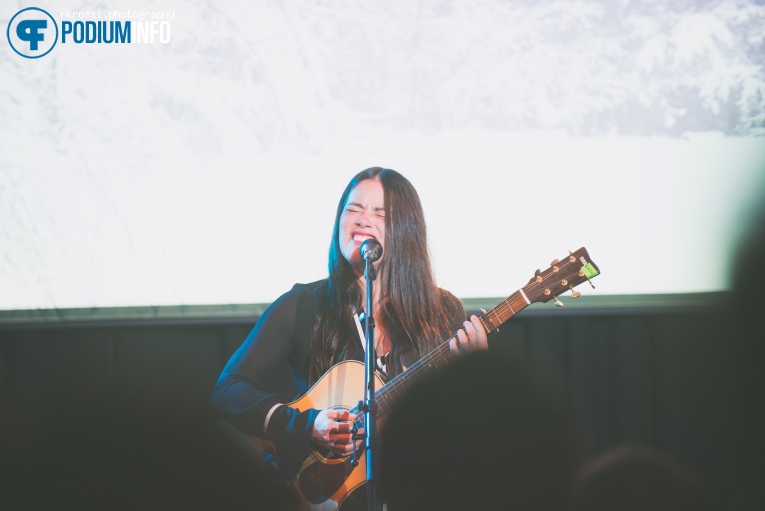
top-left (7, 7), bottom-right (59, 59)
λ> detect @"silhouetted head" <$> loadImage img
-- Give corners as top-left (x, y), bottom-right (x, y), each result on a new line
top-left (379, 350), bottom-right (576, 511)
top-left (567, 444), bottom-right (712, 511)
top-left (0, 396), bottom-right (293, 511)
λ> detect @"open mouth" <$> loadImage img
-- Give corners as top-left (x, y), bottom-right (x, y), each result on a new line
top-left (352, 233), bottom-right (376, 243)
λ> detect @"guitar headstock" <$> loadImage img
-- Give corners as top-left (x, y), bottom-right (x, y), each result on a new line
top-left (523, 247), bottom-right (600, 305)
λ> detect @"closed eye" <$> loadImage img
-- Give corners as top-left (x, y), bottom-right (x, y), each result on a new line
top-left (344, 203), bottom-right (385, 217)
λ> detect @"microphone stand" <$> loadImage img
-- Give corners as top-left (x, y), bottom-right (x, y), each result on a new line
top-left (361, 254), bottom-right (380, 511)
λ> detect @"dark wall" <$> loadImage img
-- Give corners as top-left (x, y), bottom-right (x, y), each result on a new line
top-left (0, 302), bottom-right (759, 505)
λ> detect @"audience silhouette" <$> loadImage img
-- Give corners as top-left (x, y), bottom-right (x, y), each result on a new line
top-left (379, 350), bottom-right (576, 511)
top-left (567, 444), bottom-right (713, 511)
top-left (0, 395), bottom-right (293, 511)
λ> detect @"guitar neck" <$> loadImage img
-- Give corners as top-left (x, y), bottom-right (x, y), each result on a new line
top-left (352, 288), bottom-right (532, 421)
top-left (348, 246), bottom-right (600, 429)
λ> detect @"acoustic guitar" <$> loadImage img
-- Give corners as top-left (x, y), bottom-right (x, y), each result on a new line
top-left (250, 247), bottom-right (600, 510)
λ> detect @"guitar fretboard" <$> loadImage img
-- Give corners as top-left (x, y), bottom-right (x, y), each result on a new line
top-left (346, 246), bottom-right (599, 430)
top-left (350, 288), bottom-right (531, 429)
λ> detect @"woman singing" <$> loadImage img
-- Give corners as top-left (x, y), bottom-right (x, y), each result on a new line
top-left (212, 167), bottom-right (488, 468)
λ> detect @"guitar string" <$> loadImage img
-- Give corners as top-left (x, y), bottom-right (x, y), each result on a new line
top-left (391, 255), bottom-right (584, 385)
top-left (367, 256), bottom-right (581, 418)
top-left (373, 255), bottom-right (584, 408)
top-left (466, 253), bottom-right (584, 332)
top-left (379, 254), bottom-right (592, 406)
top-left (350, 253), bottom-right (590, 429)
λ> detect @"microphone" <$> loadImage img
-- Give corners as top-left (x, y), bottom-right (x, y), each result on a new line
top-left (360, 239), bottom-right (383, 263)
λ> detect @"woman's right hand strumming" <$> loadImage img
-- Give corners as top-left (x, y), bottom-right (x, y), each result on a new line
top-left (312, 409), bottom-right (363, 457)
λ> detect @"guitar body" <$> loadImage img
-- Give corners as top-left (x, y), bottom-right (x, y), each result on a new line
top-left (250, 360), bottom-right (383, 511)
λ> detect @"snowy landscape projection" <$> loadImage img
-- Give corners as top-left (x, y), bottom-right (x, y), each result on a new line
top-left (1, 0), bottom-right (764, 311)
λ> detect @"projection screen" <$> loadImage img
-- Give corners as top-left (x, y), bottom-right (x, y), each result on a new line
top-left (2, 1), bottom-right (764, 313)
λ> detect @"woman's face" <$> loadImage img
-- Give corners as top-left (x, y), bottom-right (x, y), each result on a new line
top-left (338, 178), bottom-right (386, 271)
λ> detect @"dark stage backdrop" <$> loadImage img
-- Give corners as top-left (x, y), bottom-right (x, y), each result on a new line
top-left (0, 293), bottom-right (761, 506)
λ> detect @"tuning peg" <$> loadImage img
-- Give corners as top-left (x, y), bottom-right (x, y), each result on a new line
top-left (569, 286), bottom-right (581, 298)
top-left (550, 258), bottom-right (559, 266)
top-left (579, 270), bottom-right (596, 289)
top-left (535, 269), bottom-right (542, 283)
top-left (553, 295), bottom-right (564, 307)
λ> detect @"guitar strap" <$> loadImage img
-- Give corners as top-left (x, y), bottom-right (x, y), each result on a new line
top-left (353, 311), bottom-right (366, 352)
top-left (354, 311), bottom-right (389, 379)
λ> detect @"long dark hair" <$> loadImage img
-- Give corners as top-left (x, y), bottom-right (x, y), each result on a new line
top-left (308, 167), bottom-right (464, 383)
